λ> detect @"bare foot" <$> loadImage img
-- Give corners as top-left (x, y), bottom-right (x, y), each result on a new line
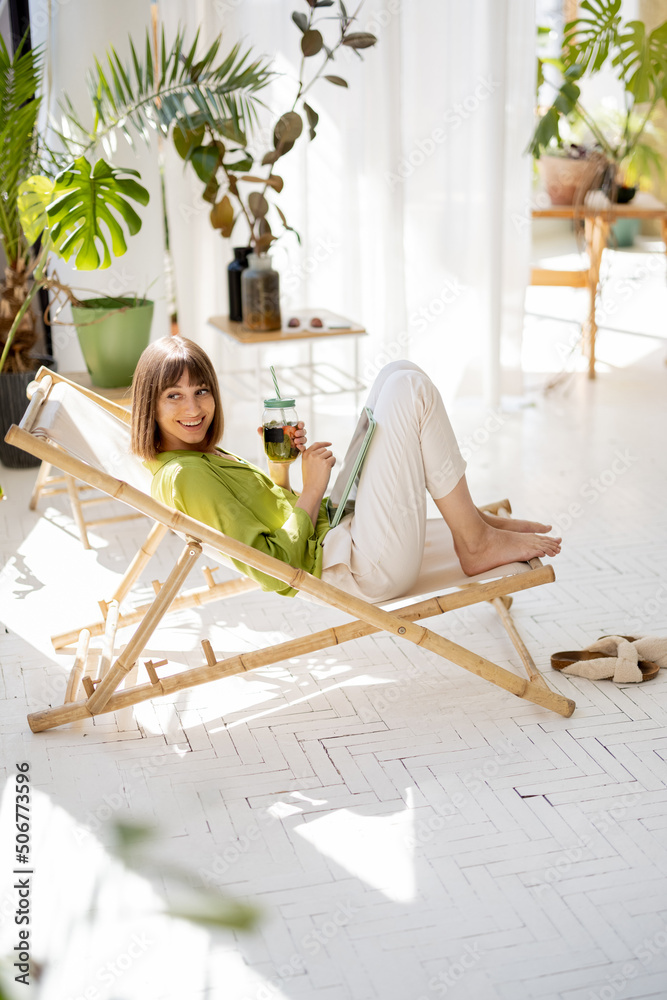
top-left (479, 510), bottom-right (552, 534)
top-left (454, 521), bottom-right (561, 576)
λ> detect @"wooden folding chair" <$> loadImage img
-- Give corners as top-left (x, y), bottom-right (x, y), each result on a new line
top-left (6, 369), bottom-right (576, 734)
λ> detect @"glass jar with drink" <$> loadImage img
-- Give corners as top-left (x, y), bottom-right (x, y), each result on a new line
top-left (262, 397), bottom-right (299, 463)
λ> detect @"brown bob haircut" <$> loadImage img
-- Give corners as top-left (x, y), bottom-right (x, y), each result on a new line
top-left (131, 336), bottom-right (224, 460)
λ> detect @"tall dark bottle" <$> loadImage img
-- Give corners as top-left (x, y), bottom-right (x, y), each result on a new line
top-left (227, 247), bottom-right (252, 322)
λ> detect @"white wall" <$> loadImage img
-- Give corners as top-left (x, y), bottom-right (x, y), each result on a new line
top-left (28, 0), bottom-right (168, 373)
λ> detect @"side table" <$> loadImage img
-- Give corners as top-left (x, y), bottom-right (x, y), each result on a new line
top-left (207, 308), bottom-right (367, 402)
top-left (531, 193), bottom-right (667, 378)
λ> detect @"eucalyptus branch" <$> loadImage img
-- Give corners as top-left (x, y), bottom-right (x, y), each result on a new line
top-left (291, 7), bottom-right (315, 110)
top-left (297, 1), bottom-right (364, 106)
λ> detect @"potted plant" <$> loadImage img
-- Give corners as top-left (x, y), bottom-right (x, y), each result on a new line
top-left (1, 26), bottom-right (272, 412)
top-left (528, 0), bottom-right (667, 204)
top-left (0, 36), bottom-right (56, 467)
top-left (71, 2), bottom-right (377, 324)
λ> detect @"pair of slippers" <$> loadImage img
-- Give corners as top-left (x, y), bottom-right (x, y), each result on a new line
top-left (551, 634), bottom-right (667, 683)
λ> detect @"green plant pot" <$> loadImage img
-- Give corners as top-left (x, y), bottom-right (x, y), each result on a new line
top-left (71, 297), bottom-right (154, 388)
top-left (609, 218), bottom-right (640, 248)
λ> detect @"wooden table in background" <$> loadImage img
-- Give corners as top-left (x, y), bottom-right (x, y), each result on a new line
top-left (208, 308), bottom-right (367, 404)
top-left (531, 194), bottom-right (667, 378)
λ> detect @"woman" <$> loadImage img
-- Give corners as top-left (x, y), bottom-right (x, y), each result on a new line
top-left (131, 337), bottom-right (560, 603)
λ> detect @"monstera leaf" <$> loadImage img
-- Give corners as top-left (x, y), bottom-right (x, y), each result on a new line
top-left (19, 157), bottom-right (150, 270)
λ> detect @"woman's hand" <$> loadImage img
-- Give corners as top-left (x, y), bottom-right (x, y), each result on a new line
top-left (300, 441), bottom-right (335, 494)
top-left (293, 421), bottom-right (307, 452)
top-left (256, 421), bottom-right (307, 451)
top-left (296, 441), bottom-right (336, 526)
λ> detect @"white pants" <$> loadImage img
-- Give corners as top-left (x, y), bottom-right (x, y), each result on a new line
top-left (321, 361), bottom-right (467, 602)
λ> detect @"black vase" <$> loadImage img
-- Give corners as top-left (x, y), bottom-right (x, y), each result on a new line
top-left (0, 355), bottom-right (57, 468)
top-left (227, 247), bottom-right (252, 322)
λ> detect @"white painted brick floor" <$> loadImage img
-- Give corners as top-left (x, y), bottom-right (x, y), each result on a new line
top-left (1, 245), bottom-right (667, 998)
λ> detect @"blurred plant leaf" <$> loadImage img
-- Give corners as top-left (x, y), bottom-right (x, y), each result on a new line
top-left (240, 174), bottom-right (284, 192)
top-left (17, 175), bottom-right (55, 246)
top-left (304, 102), bottom-right (319, 140)
top-left (301, 29), bottom-right (324, 57)
top-left (210, 194), bottom-right (234, 235)
top-left (292, 11), bottom-right (309, 32)
top-left (324, 74), bottom-right (348, 86)
top-left (173, 123), bottom-right (206, 160)
top-left (248, 191), bottom-right (269, 218)
top-left (111, 820), bottom-right (156, 856)
top-left (167, 893), bottom-right (260, 931)
top-left (224, 154), bottom-right (254, 172)
top-left (190, 144), bottom-right (221, 183)
top-left (563, 0), bottom-right (621, 72)
top-left (342, 32), bottom-right (377, 49)
top-left (202, 176), bottom-right (220, 203)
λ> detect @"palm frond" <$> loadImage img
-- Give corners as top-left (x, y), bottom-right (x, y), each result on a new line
top-left (55, 26), bottom-right (272, 159)
top-left (0, 35), bottom-right (43, 267)
top-left (58, 30), bottom-right (271, 155)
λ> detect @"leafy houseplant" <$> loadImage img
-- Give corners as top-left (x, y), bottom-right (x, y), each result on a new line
top-left (0, 36), bottom-right (44, 375)
top-left (73, 2), bottom-right (377, 325)
top-left (528, 0), bottom-right (667, 204)
top-left (0, 27), bottom-right (272, 394)
top-left (0, 36), bottom-right (57, 467)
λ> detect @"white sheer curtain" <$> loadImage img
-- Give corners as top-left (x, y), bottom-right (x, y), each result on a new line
top-left (160, 0), bottom-right (536, 406)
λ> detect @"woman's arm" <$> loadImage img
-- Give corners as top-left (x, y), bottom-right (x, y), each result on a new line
top-left (267, 461), bottom-right (292, 490)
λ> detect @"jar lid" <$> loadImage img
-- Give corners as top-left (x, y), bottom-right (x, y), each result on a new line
top-left (264, 397), bottom-right (296, 408)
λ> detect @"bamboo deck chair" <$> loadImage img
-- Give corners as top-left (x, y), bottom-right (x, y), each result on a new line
top-left (6, 369), bottom-right (576, 734)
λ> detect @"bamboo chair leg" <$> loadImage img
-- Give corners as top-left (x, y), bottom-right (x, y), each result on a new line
top-left (490, 596), bottom-right (549, 689)
top-left (29, 461), bottom-right (52, 511)
top-left (84, 539), bottom-right (203, 716)
top-left (64, 629), bottom-right (91, 703)
top-left (65, 473), bottom-right (91, 549)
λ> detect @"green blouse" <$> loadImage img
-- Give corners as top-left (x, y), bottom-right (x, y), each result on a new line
top-left (146, 449), bottom-right (331, 598)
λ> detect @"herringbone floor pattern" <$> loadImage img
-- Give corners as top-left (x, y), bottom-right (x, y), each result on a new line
top-left (1, 278), bottom-right (667, 997)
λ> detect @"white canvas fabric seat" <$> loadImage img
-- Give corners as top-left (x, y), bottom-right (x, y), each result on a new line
top-left (28, 381), bottom-right (149, 548)
top-left (5, 368), bottom-right (575, 733)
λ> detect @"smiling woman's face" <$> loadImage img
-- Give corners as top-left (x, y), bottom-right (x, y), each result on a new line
top-left (155, 371), bottom-right (216, 452)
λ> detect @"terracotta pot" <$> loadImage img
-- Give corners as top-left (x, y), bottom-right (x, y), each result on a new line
top-left (538, 156), bottom-right (598, 206)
